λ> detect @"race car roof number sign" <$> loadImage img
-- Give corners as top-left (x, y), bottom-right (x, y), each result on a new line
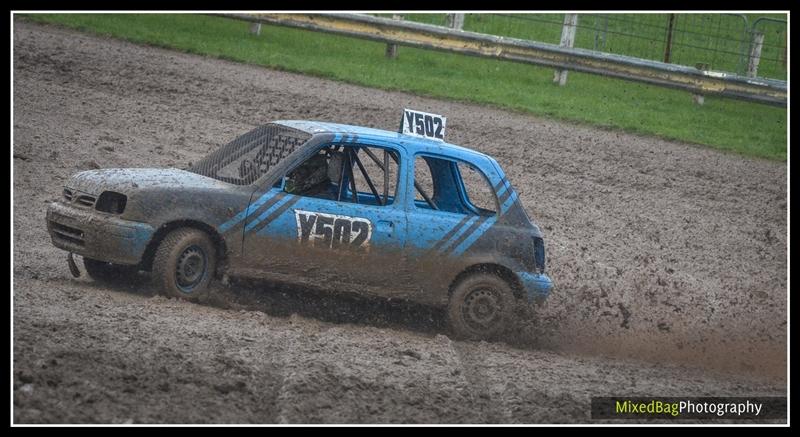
top-left (400, 109), bottom-right (446, 141)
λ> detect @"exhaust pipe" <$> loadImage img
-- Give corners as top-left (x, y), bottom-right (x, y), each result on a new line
top-left (67, 253), bottom-right (80, 278)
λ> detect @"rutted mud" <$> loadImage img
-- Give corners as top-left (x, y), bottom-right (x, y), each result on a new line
top-left (13, 19), bottom-right (786, 423)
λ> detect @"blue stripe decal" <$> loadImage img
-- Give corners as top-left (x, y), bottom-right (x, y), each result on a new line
top-left (496, 183), bottom-right (509, 202)
top-left (219, 191), bottom-right (276, 233)
top-left (428, 215), bottom-right (473, 253)
top-left (450, 216), bottom-right (497, 256)
top-left (443, 215), bottom-right (489, 256)
top-left (494, 177), bottom-right (511, 212)
top-left (492, 177), bottom-right (506, 192)
top-left (436, 215), bottom-right (480, 254)
top-left (494, 176), bottom-right (507, 189)
top-left (498, 191), bottom-right (512, 212)
top-left (252, 195), bottom-right (302, 236)
top-left (244, 195), bottom-right (295, 232)
top-left (500, 190), bottom-right (518, 215)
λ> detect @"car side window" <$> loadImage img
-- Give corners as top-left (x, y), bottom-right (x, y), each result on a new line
top-left (456, 162), bottom-right (498, 216)
top-left (413, 156), bottom-right (440, 210)
top-left (283, 144), bottom-right (399, 206)
top-left (413, 155), bottom-right (497, 216)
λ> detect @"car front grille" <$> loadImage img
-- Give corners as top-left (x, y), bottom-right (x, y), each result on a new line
top-left (75, 194), bottom-right (96, 208)
top-left (51, 222), bottom-right (85, 246)
top-left (63, 187), bottom-right (96, 209)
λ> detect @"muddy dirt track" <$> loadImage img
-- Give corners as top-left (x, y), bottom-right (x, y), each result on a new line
top-left (12, 20), bottom-right (787, 423)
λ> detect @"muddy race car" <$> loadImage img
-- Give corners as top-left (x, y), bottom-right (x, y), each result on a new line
top-left (45, 110), bottom-right (552, 340)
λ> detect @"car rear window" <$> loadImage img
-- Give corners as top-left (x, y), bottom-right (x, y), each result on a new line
top-left (189, 123), bottom-right (312, 185)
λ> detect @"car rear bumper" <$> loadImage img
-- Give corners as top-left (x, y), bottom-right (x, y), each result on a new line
top-left (46, 201), bottom-right (154, 266)
top-left (517, 271), bottom-right (553, 304)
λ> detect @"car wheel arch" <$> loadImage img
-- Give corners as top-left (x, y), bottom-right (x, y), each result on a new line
top-left (448, 262), bottom-right (525, 301)
top-left (140, 219), bottom-right (228, 275)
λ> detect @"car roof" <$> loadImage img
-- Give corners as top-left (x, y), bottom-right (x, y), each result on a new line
top-left (273, 120), bottom-right (493, 163)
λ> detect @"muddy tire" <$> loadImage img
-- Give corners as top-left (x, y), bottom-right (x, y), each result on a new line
top-left (447, 273), bottom-right (516, 341)
top-left (83, 257), bottom-right (139, 283)
top-left (152, 228), bottom-right (216, 302)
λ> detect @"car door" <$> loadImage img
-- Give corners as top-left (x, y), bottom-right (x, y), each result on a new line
top-left (240, 140), bottom-right (409, 294)
top-left (401, 153), bottom-right (501, 305)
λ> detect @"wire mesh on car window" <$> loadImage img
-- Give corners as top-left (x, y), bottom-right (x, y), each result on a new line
top-left (189, 124), bottom-right (312, 186)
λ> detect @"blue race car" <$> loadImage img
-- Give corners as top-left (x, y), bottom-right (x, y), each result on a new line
top-left (46, 111), bottom-right (552, 340)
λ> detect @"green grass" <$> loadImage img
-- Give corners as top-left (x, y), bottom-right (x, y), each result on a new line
top-left (21, 13), bottom-right (787, 161)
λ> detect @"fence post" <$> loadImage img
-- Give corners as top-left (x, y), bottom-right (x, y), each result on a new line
top-left (747, 31), bottom-right (765, 78)
top-left (593, 15), bottom-right (608, 51)
top-left (663, 14), bottom-right (676, 63)
top-left (250, 22), bottom-right (262, 36)
top-left (446, 13), bottom-right (465, 30)
top-left (781, 45), bottom-right (787, 69)
top-left (692, 63), bottom-right (709, 105)
top-left (553, 14), bottom-right (578, 86)
top-left (385, 14), bottom-right (403, 59)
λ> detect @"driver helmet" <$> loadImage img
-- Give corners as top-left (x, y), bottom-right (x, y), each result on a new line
top-left (286, 153), bottom-right (329, 193)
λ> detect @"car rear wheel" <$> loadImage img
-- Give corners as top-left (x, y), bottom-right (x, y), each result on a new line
top-left (152, 228), bottom-right (216, 302)
top-left (447, 273), bottom-right (516, 340)
top-left (83, 257), bottom-right (139, 283)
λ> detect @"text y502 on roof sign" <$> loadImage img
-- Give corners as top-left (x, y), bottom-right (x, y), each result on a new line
top-left (400, 109), bottom-right (446, 141)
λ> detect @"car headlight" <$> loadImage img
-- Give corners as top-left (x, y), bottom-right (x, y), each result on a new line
top-left (95, 191), bottom-right (127, 214)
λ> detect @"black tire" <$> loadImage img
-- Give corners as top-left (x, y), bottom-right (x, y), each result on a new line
top-left (447, 273), bottom-right (516, 341)
top-left (152, 228), bottom-right (217, 302)
top-left (83, 257), bottom-right (139, 283)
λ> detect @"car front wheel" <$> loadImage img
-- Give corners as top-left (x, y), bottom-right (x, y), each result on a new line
top-left (152, 228), bottom-right (216, 302)
top-left (447, 272), bottom-right (516, 340)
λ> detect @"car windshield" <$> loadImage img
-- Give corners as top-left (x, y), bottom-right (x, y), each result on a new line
top-left (189, 123), bottom-right (312, 185)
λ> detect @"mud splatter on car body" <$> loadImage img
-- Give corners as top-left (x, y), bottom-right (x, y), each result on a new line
top-left (45, 120), bottom-right (553, 334)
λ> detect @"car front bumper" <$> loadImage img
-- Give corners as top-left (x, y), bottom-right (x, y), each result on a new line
top-left (517, 271), bottom-right (553, 304)
top-left (46, 201), bottom-right (154, 266)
